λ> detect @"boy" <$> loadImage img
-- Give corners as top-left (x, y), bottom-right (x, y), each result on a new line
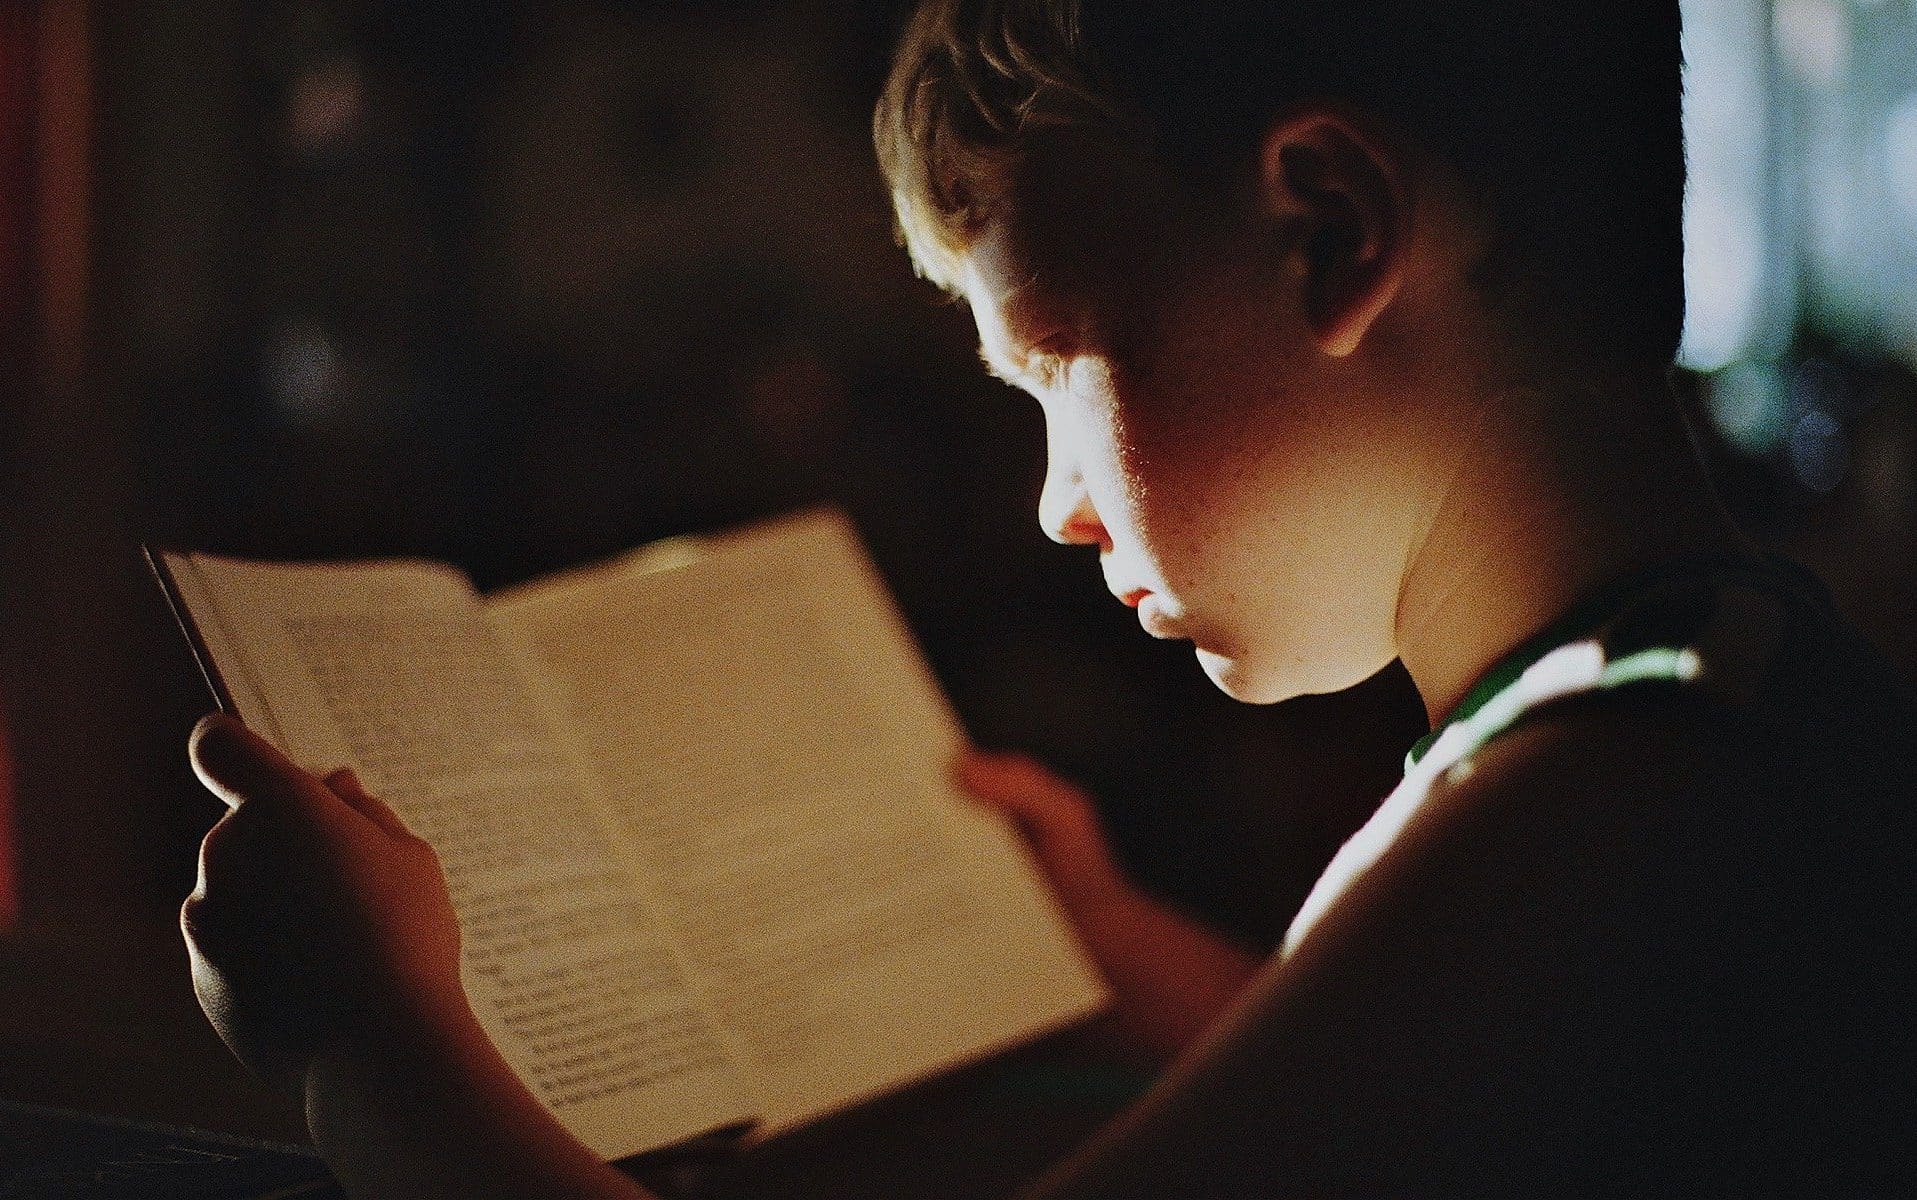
top-left (182, 1), bottom-right (1917, 1196)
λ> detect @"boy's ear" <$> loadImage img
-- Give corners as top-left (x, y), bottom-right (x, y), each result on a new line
top-left (1258, 111), bottom-right (1409, 358)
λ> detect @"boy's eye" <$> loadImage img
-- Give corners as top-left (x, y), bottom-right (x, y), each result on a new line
top-left (1028, 354), bottom-right (1067, 388)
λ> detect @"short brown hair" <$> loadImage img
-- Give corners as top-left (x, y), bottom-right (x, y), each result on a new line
top-left (875, 1), bottom-right (1687, 366)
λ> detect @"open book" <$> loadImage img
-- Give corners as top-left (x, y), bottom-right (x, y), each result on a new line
top-left (149, 509), bottom-right (1108, 1162)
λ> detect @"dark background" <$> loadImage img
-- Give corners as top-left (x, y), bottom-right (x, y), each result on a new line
top-left (2, 0), bottom-right (1914, 1160)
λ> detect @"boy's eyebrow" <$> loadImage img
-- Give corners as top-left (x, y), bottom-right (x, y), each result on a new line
top-left (977, 271), bottom-right (1074, 387)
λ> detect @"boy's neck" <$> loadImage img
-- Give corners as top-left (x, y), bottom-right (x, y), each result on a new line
top-left (1393, 368), bottom-right (1759, 729)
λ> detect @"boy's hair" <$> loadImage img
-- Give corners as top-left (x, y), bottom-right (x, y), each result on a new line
top-left (875, 1), bottom-right (1687, 368)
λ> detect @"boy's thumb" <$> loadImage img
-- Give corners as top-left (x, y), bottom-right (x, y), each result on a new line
top-left (189, 713), bottom-right (313, 814)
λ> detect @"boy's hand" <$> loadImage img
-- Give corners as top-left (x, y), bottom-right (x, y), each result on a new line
top-left (953, 749), bottom-right (1133, 911)
top-left (182, 714), bottom-right (473, 1095)
top-left (954, 748), bottom-right (1264, 1061)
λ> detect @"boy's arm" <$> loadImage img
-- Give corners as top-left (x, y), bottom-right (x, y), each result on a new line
top-left (302, 1017), bottom-right (655, 1200)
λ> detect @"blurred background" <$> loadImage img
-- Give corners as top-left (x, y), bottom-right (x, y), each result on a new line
top-left (1, 0), bottom-right (1914, 1154)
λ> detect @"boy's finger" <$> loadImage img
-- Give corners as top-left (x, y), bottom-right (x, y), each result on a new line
top-left (190, 713), bottom-right (340, 820)
top-left (955, 751), bottom-right (1079, 810)
top-left (953, 749), bottom-right (1030, 790)
top-left (953, 754), bottom-right (1031, 810)
top-left (322, 768), bottom-right (417, 841)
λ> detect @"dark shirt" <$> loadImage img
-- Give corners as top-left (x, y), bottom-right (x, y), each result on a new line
top-left (1355, 555), bottom-right (1917, 1195)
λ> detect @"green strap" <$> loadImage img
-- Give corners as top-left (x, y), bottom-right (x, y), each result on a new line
top-left (1406, 638), bottom-right (1703, 776)
top-left (1404, 647), bottom-right (1533, 772)
top-left (1405, 644), bottom-right (1701, 777)
top-left (1402, 557), bottom-right (1787, 774)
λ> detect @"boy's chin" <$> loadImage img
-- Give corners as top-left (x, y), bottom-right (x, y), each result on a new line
top-left (1196, 647), bottom-right (1298, 706)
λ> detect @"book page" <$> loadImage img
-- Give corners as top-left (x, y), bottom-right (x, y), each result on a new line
top-left (489, 510), bottom-right (1109, 1134)
top-left (161, 552), bottom-right (758, 1160)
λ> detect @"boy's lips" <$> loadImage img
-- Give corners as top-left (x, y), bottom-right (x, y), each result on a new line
top-left (1112, 586), bottom-right (1182, 638)
top-left (1133, 593), bottom-right (1184, 639)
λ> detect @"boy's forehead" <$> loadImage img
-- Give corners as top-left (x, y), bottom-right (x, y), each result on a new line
top-left (962, 206), bottom-right (1162, 334)
top-left (968, 140), bottom-right (1196, 334)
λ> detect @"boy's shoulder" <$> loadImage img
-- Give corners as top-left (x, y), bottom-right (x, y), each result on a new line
top-left (1411, 553), bottom-right (1917, 875)
top-left (1288, 631), bottom-right (1915, 1017)
top-left (1387, 689), bottom-right (1756, 906)
top-left (1430, 684), bottom-right (1749, 833)
top-left (1252, 687), bottom-right (1915, 1190)
top-left (1419, 674), bottom-right (1912, 904)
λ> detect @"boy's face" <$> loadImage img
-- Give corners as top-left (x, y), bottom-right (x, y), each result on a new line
top-left (956, 166), bottom-right (1429, 705)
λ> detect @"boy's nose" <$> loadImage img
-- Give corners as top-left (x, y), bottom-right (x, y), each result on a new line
top-left (1039, 474), bottom-right (1110, 549)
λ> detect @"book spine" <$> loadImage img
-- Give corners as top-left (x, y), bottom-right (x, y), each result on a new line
top-left (143, 546), bottom-right (242, 716)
